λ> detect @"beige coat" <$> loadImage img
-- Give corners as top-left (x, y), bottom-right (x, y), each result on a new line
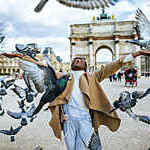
top-left (48, 57), bottom-right (127, 140)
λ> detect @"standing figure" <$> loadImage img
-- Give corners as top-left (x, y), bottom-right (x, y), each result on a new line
top-left (117, 72), bottom-right (122, 82)
top-left (47, 50), bottom-right (150, 150)
top-left (109, 75), bottom-right (112, 82)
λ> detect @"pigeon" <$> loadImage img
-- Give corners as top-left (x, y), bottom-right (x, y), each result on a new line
top-left (0, 35), bottom-right (5, 44)
top-left (7, 104), bottom-right (36, 126)
top-left (11, 84), bottom-right (37, 105)
top-left (1, 79), bottom-right (15, 90)
top-left (135, 115), bottom-right (150, 124)
top-left (0, 104), bottom-right (4, 116)
top-left (15, 44), bottom-right (40, 61)
top-left (126, 8), bottom-right (150, 49)
top-left (0, 77), bottom-right (15, 116)
top-left (0, 76), bottom-right (15, 92)
top-left (31, 74), bottom-right (70, 116)
top-left (22, 71), bottom-right (38, 95)
top-left (19, 48), bottom-right (71, 116)
top-left (34, 0), bottom-right (120, 13)
top-left (0, 126), bottom-right (22, 142)
top-left (110, 88), bottom-right (150, 113)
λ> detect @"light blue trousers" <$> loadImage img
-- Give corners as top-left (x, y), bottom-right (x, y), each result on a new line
top-left (63, 115), bottom-right (102, 150)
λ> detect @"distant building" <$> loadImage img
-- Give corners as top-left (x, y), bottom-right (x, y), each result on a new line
top-left (69, 9), bottom-right (142, 74)
top-left (0, 45), bottom-right (67, 75)
top-left (0, 55), bottom-right (20, 75)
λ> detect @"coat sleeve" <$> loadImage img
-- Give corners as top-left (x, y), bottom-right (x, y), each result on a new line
top-left (94, 56), bottom-right (128, 83)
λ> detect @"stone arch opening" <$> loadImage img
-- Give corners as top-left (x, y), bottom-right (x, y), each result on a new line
top-left (95, 46), bottom-right (113, 69)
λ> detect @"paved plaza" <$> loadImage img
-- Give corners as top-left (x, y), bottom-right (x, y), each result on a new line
top-left (0, 77), bottom-right (150, 150)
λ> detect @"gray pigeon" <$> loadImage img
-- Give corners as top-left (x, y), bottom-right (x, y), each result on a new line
top-left (0, 104), bottom-right (4, 116)
top-left (11, 84), bottom-right (37, 106)
top-left (15, 44), bottom-right (40, 61)
top-left (0, 126), bottom-right (22, 142)
top-left (0, 77), bottom-right (15, 116)
top-left (34, 0), bottom-right (120, 13)
top-left (126, 8), bottom-right (150, 49)
top-left (19, 48), bottom-right (70, 116)
top-left (7, 104), bottom-right (36, 126)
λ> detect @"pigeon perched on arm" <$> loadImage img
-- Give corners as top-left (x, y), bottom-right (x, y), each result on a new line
top-left (0, 126), bottom-right (22, 142)
top-left (34, 0), bottom-right (120, 13)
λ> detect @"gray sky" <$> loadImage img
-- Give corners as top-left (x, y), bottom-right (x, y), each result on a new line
top-left (0, 0), bottom-right (150, 62)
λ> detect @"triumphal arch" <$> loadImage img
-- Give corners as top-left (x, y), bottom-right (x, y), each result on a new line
top-left (69, 14), bottom-right (141, 74)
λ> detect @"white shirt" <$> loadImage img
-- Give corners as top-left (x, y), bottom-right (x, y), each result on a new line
top-left (63, 71), bottom-right (90, 117)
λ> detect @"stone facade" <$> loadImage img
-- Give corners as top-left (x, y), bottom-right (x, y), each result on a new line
top-left (0, 48), bottom-right (67, 75)
top-left (0, 55), bottom-right (20, 75)
top-left (69, 20), bottom-right (142, 74)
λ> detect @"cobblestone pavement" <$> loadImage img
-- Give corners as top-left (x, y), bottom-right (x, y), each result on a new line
top-left (0, 78), bottom-right (150, 150)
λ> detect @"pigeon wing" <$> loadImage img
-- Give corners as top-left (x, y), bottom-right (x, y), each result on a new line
top-left (5, 79), bottom-right (15, 89)
top-left (27, 104), bottom-right (36, 117)
top-left (22, 72), bottom-right (36, 93)
top-left (11, 84), bottom-right (26, 99)
top-left (7, 110), bottom-right (22, 119)
top-left (57, 0), bottom-right (119, 9)
top-left (0, 76), bottom-right (8, 83)
top-left (0, 130), bottom-right (12, 135)
top-left (135, 8), bottom-right (150, 40)
top-left (13, 126), bottom-right (22, 135)
top-left (19, 60), bottom-right (46, 93)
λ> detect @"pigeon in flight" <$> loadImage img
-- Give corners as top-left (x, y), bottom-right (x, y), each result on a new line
top-left (126, 8), bottom-right (150, 49)
top-left (34, 0), bottom-right (120, 13)
top-left (0, 35), bottom-right (5, 44)
top-left (15, 44), bottom-right (40, 61)
top-left (0, 126), bottom-right (22, 142)
top-left (19, 48), bottom-right (70, 116)
top-left (0, 77), bottom-right (15, 116)
top-left (0, 104), bottom-right (4, 116)
top-left (22, 71), bottom-right (38, 95)
top-left (7, 104), bottom-right (36, 126)
top-left (0, 76), bottom-right (15, 91)
top-left (11, 84), bottom-right (37, 106)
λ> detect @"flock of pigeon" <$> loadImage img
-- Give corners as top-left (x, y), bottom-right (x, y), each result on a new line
top-left (0, 72), bottom-right (40, 142)
top-left (0, 42), bottom-right (71, 142)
